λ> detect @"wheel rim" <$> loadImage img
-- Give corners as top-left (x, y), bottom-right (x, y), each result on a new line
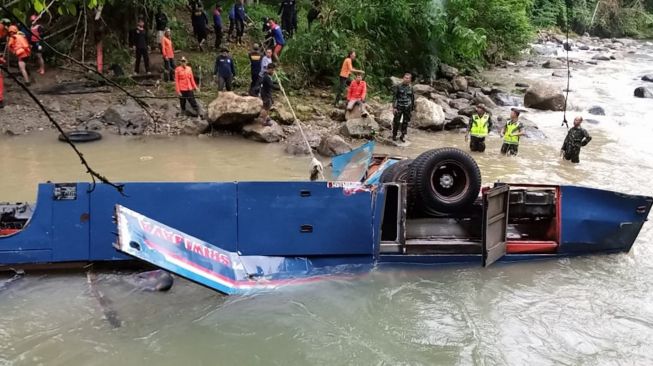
top-left (429, 159), bottom-right (469, 203)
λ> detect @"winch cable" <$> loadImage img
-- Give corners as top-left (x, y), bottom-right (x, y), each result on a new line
top-left (0, 64), bottom-right (125, 195)
top-left (562, 0), bottom-right (572, 129)
top-left (0, 5), bottom-right (159, 131)
top-left (274, 73), bottom-right (325, 181)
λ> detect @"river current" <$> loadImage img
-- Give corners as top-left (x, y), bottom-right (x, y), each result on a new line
top-left (1, 40), bottom-right (653, 365)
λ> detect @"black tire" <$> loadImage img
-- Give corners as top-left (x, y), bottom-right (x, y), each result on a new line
top-left (380, 159), bottom-right (413, 183)
top-left (408, 148), bottom-right (481, 216)
top-left (58, 131), bottom-right (102, 143)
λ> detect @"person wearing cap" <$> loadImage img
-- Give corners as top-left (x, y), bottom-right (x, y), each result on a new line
top-left (214, 48), bottom-right (236, 91)
top-left (161, 28), bottom-right (175, 82)
top-left (175, 57), bottom-right (200, 114)
top-left (248, 43), bottom-right (263, 96)
top-left (7, 25), bottom-right (31, 84)
top-left (500, 108), bottom-right (523, 156)
top-left (561, 116), bottom-right (592, 163)
top-left (466, 104), bottom-right (492, 152)
top-left (259, 62), bottom-right (277, 126)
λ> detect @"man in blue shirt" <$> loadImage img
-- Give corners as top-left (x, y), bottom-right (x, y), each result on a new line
top-left (213, 4), bottom-right (223, 49)
top-left (234, 0), bottom-right (247, 44)
top-left (214, 48), bottom-right (236, 91)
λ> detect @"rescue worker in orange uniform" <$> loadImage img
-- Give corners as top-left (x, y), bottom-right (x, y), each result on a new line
top-left (29, 15), bottom-right (45, 75)
top-left (7, 25), bottom-right (31, 85)
top-left (175, 56), bottom-right (200, 114)
top-left (160, 28), bottom-right (175, 82)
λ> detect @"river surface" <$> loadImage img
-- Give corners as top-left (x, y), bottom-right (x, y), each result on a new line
top-left (1, 40), bottom-right (653, 365)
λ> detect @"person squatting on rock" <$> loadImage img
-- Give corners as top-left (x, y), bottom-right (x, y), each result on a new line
top-left (278, 0), bottom-right (297, 38)
top-left (175, 56), bottom-right (200, 114)
top-left (466, 105), bottom-right (491, 152)
top-left (29, 15), bottom-right (45, 75)
top-left (561, 116), bottom-right (592, 163)
top-left (259, 62), bottom-right (277, 126)
top-left (392, 72), bottom-right (415, 142)
top-left (500, 108), bottom-right (524, 156)
top-left (346, 73), bottom-right (369, 118)
top-left (130, 19), bottom-right (150, 75)
top-left (334, 50), bottom-right (363, 106)
top-left (161, 28), bottom-right (175, 82)
top-left (7, 25), bottom-right (31, 84)
top-left (214, 48), bottom-right (236, 91)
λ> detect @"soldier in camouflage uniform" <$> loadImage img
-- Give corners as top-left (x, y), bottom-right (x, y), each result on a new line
top-left (561, 116), bottom-right (592, 163)
top-left (392, 72), bottom-right (416, 142)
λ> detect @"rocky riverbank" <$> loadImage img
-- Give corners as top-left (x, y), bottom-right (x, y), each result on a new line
top-left (2, 30), bottom-right (651, 158)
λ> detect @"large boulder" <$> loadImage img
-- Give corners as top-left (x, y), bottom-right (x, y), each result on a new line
top-left (588, 105), bottom-right (606, 116)
top-left (432, 79), bottom-right (454, 93)
top-left (642, 75), bottom-right (653, 83)
top-left (340, 117), bottom-right (380, 138)
top-left (634, 87), bottom-right (653, 98)
top-left (592, 54), bottom-right (612, 61)
top-left (524, 84), bottom-right (566, 111)
top-left (318, 135), bottom-right (352, 157)
top-left (241, 121), bottom-right (284, 143)
top-left (445, 115), bottom-right (469, 130)
top-left (377, 106), bottom-right (395, 129)
top-left (179, 117), bottom-right (209, 135)
top-left (458, 106), bottom-right (477, 117)
top-left (329, 108), bottom-right (346, 122)
top-left (413, 84), bottom-right (435, 96)
top-left (412, 97), bottom-right (445, 130)
top-left (271, 103), bottom-right (295, 125)
top-left (449, 98), bottom-right (470, 110)
top-left (345, 103), bottom-right (368, 120)
top-left (207, 92), bottom-right (262, 126)
top-left (439, 64), bottom-right (459, 79)
top-left (102, 99), bottom-right (152, 135)
top-left (452, 76), bottom-right (468, 92)
top-left (542, 59), bottom-right (563, 69)
top-left (491, 92), bottom-right (522, 107)
top-left (284, 130), bottom-right (322, 155)
top-left (472, 93), bottom-right (497, 108)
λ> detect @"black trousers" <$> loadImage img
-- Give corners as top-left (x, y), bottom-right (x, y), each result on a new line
top-left (235, 19), bottom-right (245, 38)
top-left (215, 27), bottom-right (223, 49)
top-left (282, 13), bottom-right (294, 36)
top-left (134, 48), bottom-right (149, 74)
top-left (392, 107), bottom-right (411, 138)
top-left (218, 75), bottom-right (233, 91)
top-left (334, 76), bottom-right (348, 106)
top-left (501, 143), bottom-right (519, 156)
top-left (563, 146), bottom-right (581, 163)
top-left (228, 20), bottom-right (235, 38)
top-left (249, 74), bottom-right (260, 96)
top-left (180, 90), bottom-right (199, 111)
top-left (470, 136), bottom-right (486, 152)
top-left (163, 58), bottom-right (175, 81)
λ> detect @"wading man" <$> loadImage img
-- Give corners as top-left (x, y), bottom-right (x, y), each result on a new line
top-left (392, 72), bottom-right (415, 142)
top-left (561, 116), bottom-right (592, 163)
top-left (466, 105), bottom-right (491, 152)
top-left (175, 57), bottom-right (200, 115)
top-left (500, 109), bottom-right (523, 156)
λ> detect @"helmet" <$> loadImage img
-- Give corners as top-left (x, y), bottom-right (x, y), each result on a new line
top-left (30, 15), bottom-right (38, 22)
top-left (8, 25), bottom-right (18, 34)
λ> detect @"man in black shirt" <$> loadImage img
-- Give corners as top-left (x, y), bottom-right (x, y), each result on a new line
top-left (278, 0), bottom-right (296, 37)
top-left (259, 62), bottom-right (276, 126)
top-left (130, 19), bottom-right (150, 75)
top-left (154, 7), bottom-right (168, 47)
top-left (561, 116), bottom-right (592, 163)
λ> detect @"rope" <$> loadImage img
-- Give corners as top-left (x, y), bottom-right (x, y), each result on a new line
top-left (274, 73), bottom-right (325, 181)
top-left (562, 0), bottom-right (572, 129)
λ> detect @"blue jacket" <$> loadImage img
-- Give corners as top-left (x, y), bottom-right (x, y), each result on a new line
top-left (234, 4), bottom-right (246, 21)
top-left (213, 9), bottom-right (222, 28)
top-left (214, 55), bottom-right (236, 77)
top-left (272, 26), bottom-right (285, 46)
top-left (229, 6), bottom-right (235, 20)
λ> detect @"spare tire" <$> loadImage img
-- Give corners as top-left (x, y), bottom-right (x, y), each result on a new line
top-left (380, 159), bottom-right (413, 183)
top-left (58, 131), bottom-right (102, 143)
top-left (408, 148), bottom-right (481, 216)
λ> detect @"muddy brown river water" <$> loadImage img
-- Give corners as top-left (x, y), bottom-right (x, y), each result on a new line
top-left (1, 40), bottom-right (653, 365)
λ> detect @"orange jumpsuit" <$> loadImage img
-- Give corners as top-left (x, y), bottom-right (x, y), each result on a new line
top-left (8, 32), bottom-right (31, 60)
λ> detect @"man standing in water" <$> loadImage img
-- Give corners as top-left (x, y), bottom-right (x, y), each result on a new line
top-left (466, 104), bottom-right (491, 152)
top-left (392, 72), bottom-right (415, 142)
top-left (500, 108), bottom-right (524, 156)
top-left (561, 116), bottom-right (592, 163)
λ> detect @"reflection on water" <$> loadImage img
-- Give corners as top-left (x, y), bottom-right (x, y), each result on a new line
top-left (1, 41), bottom-right (653, 365)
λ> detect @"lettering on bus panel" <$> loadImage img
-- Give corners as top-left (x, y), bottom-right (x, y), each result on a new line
top-left (53, 183), bottom-right (77, 200)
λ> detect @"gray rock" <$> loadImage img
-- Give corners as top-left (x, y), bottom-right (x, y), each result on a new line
top-left (456, 91), bottom-right (473, 100)
top-left (515, 82), bottom-right (530, 88)
top-left (588, 106), bottom-right (606, 116)
top-left (542, 59), bottom-right (564, 69)
top-left (103, 99), bottom-right (152, 135)
top-left (345, 103), bottom-right (368, 121)
top-left (83, 119), bottom-right (104, 131)
top-left (552, 72), bottom-right (566, 78)
top-left (180, 117), bottom-right (209, 135)
top-left (242, 121), bottom-right (284, 142)
top-left (318, 135), bottom-right (352, 157)
top-left (439, 64), bottom-right (459, 79)
top-left (524, 84), bottom-right (566, 111)
top-left (465, 77), bottom-right (482, 88)
top-left (472, 93), bottom-right (497, 108)
top-left (207, 92), bottom-right (262, 126)
top-left (587, 61), bottom-right (598, 65)
top-left (592, 54), bottom-right (612, 61)
top-left (491, 92), bottom-right (522, 107)
top-left (578, 44), bottom-right (590, 51)
top-left (452, 76), bottom-right (468, 92)
top-left (445, 115), bottom-right (469, 130)
top-left (433, 79), bottom-right (454, 93)
top-left (481, 87), bottom-right (492, 95)
top-left (642, 75), bottom-right (653, 83)
top-left (413, 97), bottom-right (445, 130)
top-left (377, 106), bottom-right (394, 129)
top-left (340, 117), bottom-right (380, 138)
top-left (458, 106), bottom-right (477, 117)
top-left (634, 87), bottom-right (653, 98)
top-left (532, 44), bottom-right (558, 56)
top-left (271, 104), bottom-right (295, 125)
top-left (329, 108), bottom-right (346, 122)
top-left (585, 118), bottom-right (600, 125)
top-left (413, 84), bottom-right (435, 95)
top-left (285, 130), bottom-right (321, 155)
top-left (449, 98), bottom-right (470, 110)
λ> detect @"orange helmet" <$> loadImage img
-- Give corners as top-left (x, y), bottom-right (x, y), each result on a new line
top-left (8, 25), bottom-right (18, 34)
